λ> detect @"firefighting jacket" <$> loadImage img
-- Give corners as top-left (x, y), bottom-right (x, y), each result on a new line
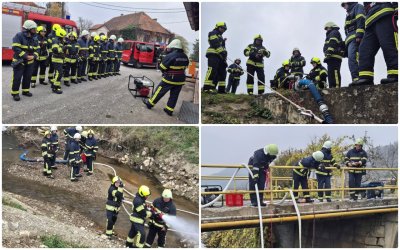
top-left (307, 64), bottom-right (328, 89)
top-left (106, 184), bottom-right (124, 212)
top-left (130, 193), bottom-right (153, 225)
top-left (206, 29), bottom-right (227, 59)
top-left (12, 31), bottom-right (37, 65)
top-left (323, 28), bottom-right (344, 60)
top-left (344, 3), bottom-right (366, 46)
top-left (149, 197), bottom-right (176, 228)
top-left (88, 39), bottom-right (96, 60)
top-left (77, 37), bottom-right (89, 58)
top-left (68, 140), bottom-right (82, 165)
top-left (244, 42), bottom-right (271, 68)
top-left (100, 41), bottom-right (108, 61)
top-left (64, 40), bottom-right (80, 63)
top-left (63, 127), bottom-right (78, 141)
top-left (364, 2), bottom-right (396, 29)
top-left (294, 155), bottom-right (321, 177)
top-left (345, 148), bottom-right (368, 174)
top-left (50, 133), bottom-right (59, 153)
top-left (106, 40), bottom-right (115, 60)
top-left (41, 137), bottom-right (56, 159)
top-left (115, 42), bottom-right (123, 59)
top-left (83, 137), bottom-right (98, 157)
top-left (93, 41), bottom-right (101, 59)
top-left (289, 54), bottom-right (306, 75)
top-left (251, 148), bottom-right (276, 179)
top-left (47, 31), bottom-right (55, 50)
top-left (227, 63), bottom-right (244, 79)
top-left (35, 34), bottom-right (48, 61)
top-left (315, 147), bottom-right (339, 176)
top-left (160, 49), bottom-right (189, 85)
top-left (51, 36), bottom-right (64, 63)
top-left (273, 67), bottom-right (290, 88)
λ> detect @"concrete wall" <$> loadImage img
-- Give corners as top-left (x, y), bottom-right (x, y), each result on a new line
top-left (273, 213), bottom-right (398, 248)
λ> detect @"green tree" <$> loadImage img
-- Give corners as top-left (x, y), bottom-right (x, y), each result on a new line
top-left (190, 39), bottom-right (199, 62)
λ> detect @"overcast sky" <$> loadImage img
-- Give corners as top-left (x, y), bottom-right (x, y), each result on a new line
top-left (64, 2), bottom-right (197, 49)
top-left (201, 126), bottom-right (398, 173)
top-left (201, 2), bottom-right (388, 93)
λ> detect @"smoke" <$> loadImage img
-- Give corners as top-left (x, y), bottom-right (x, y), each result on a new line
top-left (162, 214), bottom-right (199, 246)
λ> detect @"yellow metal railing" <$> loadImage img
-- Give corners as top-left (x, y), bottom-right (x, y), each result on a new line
top-left (201, 164), bottom-right (398, 201)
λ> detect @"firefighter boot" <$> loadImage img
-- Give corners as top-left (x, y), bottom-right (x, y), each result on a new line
top-left (22, 92), bottom-right (33, 97)
top-left (163, 108), bottom-right (173, 116)
top-left (349, 79), bottom-right (374, 87)
top-left (39, 80), bottom-right (47, 85)
top-left (52, 87), bottom-right (63, 94)
top-left (31, 82), bottom-right (36, 88)
top-left (305, 197), bottom-right (314, 203)
top-left (12, 94), bottom-right (20, 101)
top-left (142, 99), bottom-right (153, 109)
top-left (64, 81), bottom-right (70, 87)
top-left (381, 77), bottom-right (398, 84)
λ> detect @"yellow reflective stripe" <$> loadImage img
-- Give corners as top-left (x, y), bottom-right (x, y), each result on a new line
top-left (315, 171), bottom-right (329, 175)
top-left (328, 37), bottom-right (340, 43)
top-left (129, 216), bottom-right (144, 224)
top-left (162, 78), bottom-right (185, 85)
top-left (359, 71), bottom-right (374, 77)
top-left (349, 157), bottom-right (361, 160)
top-left (356, 13), bottom-right (365, 20)
top-left (146, 211), bottom-right (152, 218)
top-left (126, 237), bottom-right (134, 243)
top-left (136, 205), bottom-right (144, 212)
top-left (136, 232), bottom-right (144, 248)
top-left (112, 190), bottom-right (118, 197)
top-left (170, 65), bottom-right (186, 70)
top-left (12, 43), bottom-right (22, 47)
top-left (106, 204), bottom-right (120, 212)
top-left (165, 105), bottom-right (174, 112)
top-left (334, 70), bottom-right (339, 88)
top-left (366, 8), bottom-right (395, 26)
top-left (356, 29), bottom-right (364, 34)
top-left (330, 54), bottom-right (343, 59)
top-left (52, 58), bottom-right (64, 63)
top-left (345, 34), bottom-right (356, 45)
top-left (246, 59), bottom-right (264, 67)
top-left (160, 63), bottom-right (167, 70)
top-left (388, 70), bottom-right (398, 75)
top-left (209, 35), bottom-right (218, 40)
top-left (293, 169), bottom-right (305, 176)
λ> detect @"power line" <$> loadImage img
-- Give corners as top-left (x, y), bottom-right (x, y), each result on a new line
top-left (79, 2), bottom-right (186, 14)
top-left (160, 20), bottom-right (189, 24)
top-left (93, 2), bottom-right (184, 11)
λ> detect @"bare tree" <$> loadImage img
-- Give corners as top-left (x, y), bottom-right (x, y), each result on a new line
top-left (77, 17), bottom-right (94, 33)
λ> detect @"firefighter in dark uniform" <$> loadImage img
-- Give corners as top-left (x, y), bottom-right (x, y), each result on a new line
top-left (307, 57), bottom-right (328, 89)
top-left (203, 22), bottom-right (228, 93)
top-left (248, 144), bottom-right (279, 207)
top-left (289, 47), bottom-right (306, 77)
top-left (93, 35), bottom-right (101, 79)
top-left (63, 126), bottom-right (83, 160)
top-left (315, 141), bottom-right (340, 202)
top-left (293, 151), bottom-right (324, 203)
top-left (342, 2), bottom-right (366, 84)
top-left (143, 39), bottom-right (189, 116)
top-left (50, 27), bottom-right (66, 94)
top-left (31, 25), bottom-right (48, 88)
top-left (47, 24), bottom-right (61, 83)
top-left (63, 32), bottom-right (80, 86)
top-left (145, 189), bottom-right (176, 248)
top-left (351, 2), bottom-right (398, 86)
top-left (106, 176), bottom-right (124, 239)
top-left (10, 20), bottom-right (38, 101)
top-left (88, 34), bottom-right (99, 81)
top-left (244, 34), bottom-right (271, 95)
top-left (98, 35), bottom-right (108, 79)
top-left (49, 126), bottom-right (59, 170)
top-left (106, 35), bottom-right (116, 77)
top-left (272, 60), bottom-right (291, 89)
top-left (115, 38), bottom-right (124, 75)
top-left (69, 133), bottom-right (83, 182)
top-left (83, 129), bottom-right (98, 175)
top-left (323, 22), bottom-right (344, 88)
top-left (41, 131), bottom-right (55, 179)
top-left (77, 30), bottom-right (90, 82)
top-left (126, 185), bottom-right (157, 248)
top-left (226, 58), bottom-right (244, 94)
top-left (345, 138), bottom-right (368, 201)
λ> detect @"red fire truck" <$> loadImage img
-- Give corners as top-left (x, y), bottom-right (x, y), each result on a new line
top-left (2, 2), bottom-right (78, 61)
top-left (121, 40), bottom-right (164, 68)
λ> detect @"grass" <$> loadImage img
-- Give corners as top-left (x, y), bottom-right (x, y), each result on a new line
top-left (2, 198), bottom-right (27, 211)
top-left (40, 235), bottom-right (87, 248)
top-left (201, 92), bottom-right (254, 106)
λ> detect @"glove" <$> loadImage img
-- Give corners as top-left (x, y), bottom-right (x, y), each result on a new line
top-left (315, 76), bottom-right (321, 81)
top-left (119, 181), bottom-right (124, 188)
top-left (252, 174), bottom-right (259, 183)
top-left (93, 153), bottom-right (97, 161)
top-left (318, 164), bottom-right (326, 171)
top-left (335, 164), bottom-right (341, 170)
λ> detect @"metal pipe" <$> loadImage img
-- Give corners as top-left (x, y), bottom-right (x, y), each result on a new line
top-left (201, 208), bottom-right (398, 231)
top-left (201, 164), bottom-right (397, 171)
top-left (201, 186), bottom-right (398, 195)
top-left (202, 176), bottom-right (293, 181)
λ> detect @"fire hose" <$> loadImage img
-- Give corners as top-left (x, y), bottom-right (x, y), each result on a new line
top-left (289, 189), bottom-right (302, 248)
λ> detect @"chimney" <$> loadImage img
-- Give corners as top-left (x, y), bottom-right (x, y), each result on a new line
top-left (153, 18), bottom-right (157, 22)
top-left (121, 13), bottom-right (124, 16)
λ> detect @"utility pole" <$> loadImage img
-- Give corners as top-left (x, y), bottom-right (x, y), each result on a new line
top-left (61, 2), bottom-right (64, 18)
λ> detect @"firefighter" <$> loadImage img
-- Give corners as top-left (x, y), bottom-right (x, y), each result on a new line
top-left (83, 129), bottom-right (98, 175)
top-left (63, 126), bottom-right (83, 160)
top-left (143, 39), bottom-right (189, 116)
top-left (106, 176), bottom-right (124, 239)
top-left (307, 57), bottom-right (328, 89)
top-left (145, 189), bottom-right (176, 248)
top-left (77, 30), bottom-right (90, 82)
top-left (244, 34), bottom-right (271, 95)
top-left (41, 131), bottom-right (55, 179)
top-left (342, 2), bottom-right (366, 84)
top-left (93, 35), bottom-right (101, 80)
top-left (203, 22), bottom-right (228, 93)
top-left (98, 35), bottom-right (108, 78)
top-left (50, 27), bottom-right (66, 94)
top-left (126, 185), bottom-right (157, 248)
top-left (115, 37), bottom-right (124, 75)
top-left (289, 47), bottom-right (306, 77)
top-left (69, 133), bottom-right (83, 182)
top-left (351, 2), bottom-right (398, 86)
top-left (106, 35), bottom-right (116, 77)
top-left (88, 34), bottom-right (100, 81)
top-left (31, 25), bottom-right (48, 88)
top-left (226, 58), bottom-right (244, 94)
top-left (345, 138), bottom-right (368, 201)
top-left (10, 20), bottom-right (38, 101)
top-left (293, 151), bottom-right (324, 203)
top-left (315, 141), bottom-right (340, 202)
top-left (323, 22), bottom-right (344, 88)
top-left (47, 24), bottom-right (61, 83)
top-left (271, 60), bottom-right (291, 89)
top-left (63, 32), bottom-right (80, 86)
top-left (49, 126), bottom-right (59, 170)
top-left (248, 144), bottom-right (279, 207)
